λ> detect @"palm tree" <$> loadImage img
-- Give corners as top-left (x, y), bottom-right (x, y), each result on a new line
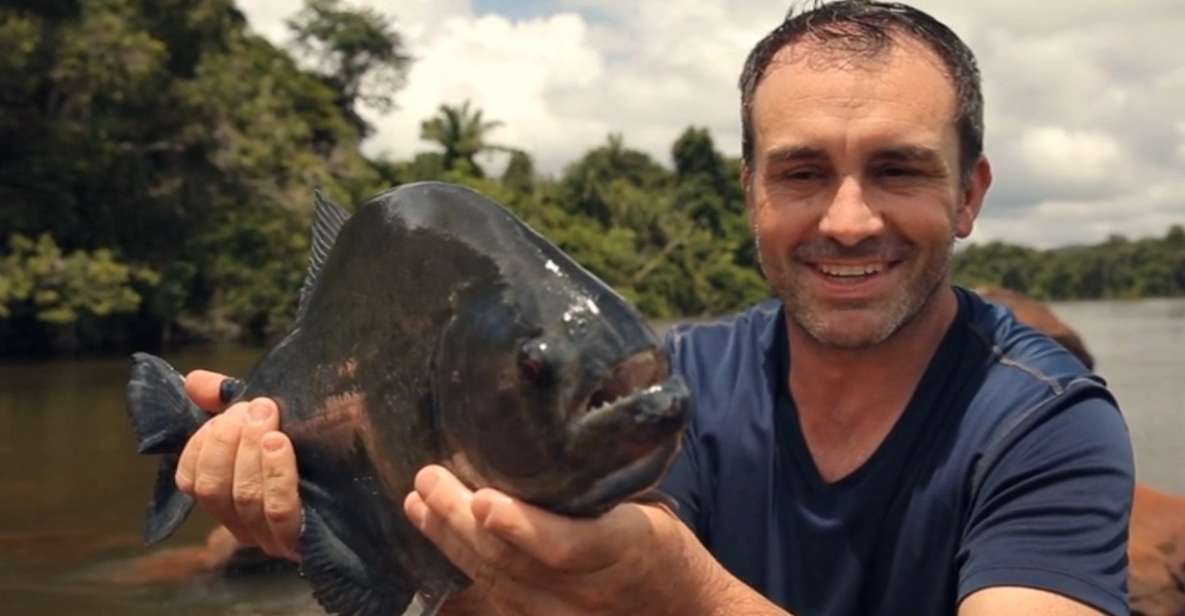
top-left (419, 100), bottom-right (506, 178)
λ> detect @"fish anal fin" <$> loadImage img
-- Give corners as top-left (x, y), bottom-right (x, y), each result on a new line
top-left (298, 189), bottom-right (352, 321)
top-left (300, 505), bottom-right (413, 616)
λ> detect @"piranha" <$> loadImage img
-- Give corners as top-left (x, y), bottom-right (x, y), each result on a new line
top-left (125, 182), bottom-right (690, 616)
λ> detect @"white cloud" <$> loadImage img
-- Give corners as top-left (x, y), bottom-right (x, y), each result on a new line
top-left (1177, 123), bottom-right (1185, 165)
top-left (235, 0), bottom-right (1185, 247)
top-left (971, 177), bottom-right (1185, 247)
top-left (1017, 127), bottom-right (1126, 185)
top-left (360, 12), bottom-right (608, 169)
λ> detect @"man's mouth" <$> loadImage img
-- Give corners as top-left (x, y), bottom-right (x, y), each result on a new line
top-left (812, 260), bottom-right (899, 282)
top-left (817, 262), bottom-right (885, 277)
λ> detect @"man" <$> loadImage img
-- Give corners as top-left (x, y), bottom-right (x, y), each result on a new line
top-left (177, 1), bottom-right (1134, 614)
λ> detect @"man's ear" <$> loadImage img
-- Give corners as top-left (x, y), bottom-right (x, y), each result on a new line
top-left (955, 156), bottom-right (992, 239)
top-left (741, 161), bottom-right (754, 208)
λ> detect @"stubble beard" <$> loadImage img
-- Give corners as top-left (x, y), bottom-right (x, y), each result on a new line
top-left (761, 233), bottom-right (955, 349)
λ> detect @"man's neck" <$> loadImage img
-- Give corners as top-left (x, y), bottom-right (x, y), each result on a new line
top-left (785, 286), bottom-right (959, 482)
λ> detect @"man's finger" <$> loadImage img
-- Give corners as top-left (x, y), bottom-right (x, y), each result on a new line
top-left (193, 403), bottom-right (250, 540)
top-left (411, 467), bottom-right (538, 583)
top-left (185, 370), bottom-right (232, 413)
top-left (473, 490), bottom-right (655, 573)
top-left (175, 422), bottom-right (206, 495)
top-left (260, 432), bottom-right (301, 560)
top-left (405, 488), bottom-right (525, 593)
top-left (232, 398), bottom-right (280, 554)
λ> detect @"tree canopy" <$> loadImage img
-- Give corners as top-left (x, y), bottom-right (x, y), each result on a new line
top-left (287, 0), bottom-right (410, 129)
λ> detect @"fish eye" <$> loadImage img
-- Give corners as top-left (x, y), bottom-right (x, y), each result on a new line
top-left (518, 339), bottom-right (551, 385)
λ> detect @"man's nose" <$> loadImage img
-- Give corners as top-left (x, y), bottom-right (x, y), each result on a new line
top-left (817, 177), bottom-right (884, 247)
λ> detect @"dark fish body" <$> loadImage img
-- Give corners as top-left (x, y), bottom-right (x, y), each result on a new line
top-left (126, 182), bottom-right (690, 616)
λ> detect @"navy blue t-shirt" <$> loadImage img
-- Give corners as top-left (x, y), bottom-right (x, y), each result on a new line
top-left (659, 288), bottom-right (1134, 615)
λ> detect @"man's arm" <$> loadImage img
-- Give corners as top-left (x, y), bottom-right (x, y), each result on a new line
top-left (956, 390), bottom-right (1134, 615)
top-left (179, 371), bottom-right (790, 615)
top-left (959, 587), bottom-right (1104, 615)
top-left (407, 464), bottom-right (791, 616)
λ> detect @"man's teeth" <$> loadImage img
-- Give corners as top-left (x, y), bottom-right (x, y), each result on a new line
top-left (818, 263), bottom-right (885, 277)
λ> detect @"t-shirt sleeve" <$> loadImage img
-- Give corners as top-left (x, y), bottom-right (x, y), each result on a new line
top-left (957, 388), bottom-right (1134, 615)
top-left (657, 327), bottom-right (709, 538)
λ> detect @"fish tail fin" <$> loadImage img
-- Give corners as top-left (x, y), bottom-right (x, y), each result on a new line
top-left (126, 352), bottom-right (208, 544)
top-left (144, 453), bottom-right (196, 544)
top-left (127, 352), bottom-right (207, 454)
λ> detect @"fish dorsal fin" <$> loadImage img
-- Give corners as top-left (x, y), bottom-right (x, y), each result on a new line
top-left (300, 504), bottom-right (415, 616)
top-left (297, 190), bottom-right (352, 320)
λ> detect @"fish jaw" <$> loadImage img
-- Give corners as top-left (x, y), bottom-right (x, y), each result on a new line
top-left (539, 369), bottom-right (690, 516)
top-left (551, 436), bottom-right (683, 517)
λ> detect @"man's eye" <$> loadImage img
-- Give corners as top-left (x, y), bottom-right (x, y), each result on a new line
top-left (879, 166), bottom-right (921, 178)
top-left (781, 168), bottom-right (822, 182)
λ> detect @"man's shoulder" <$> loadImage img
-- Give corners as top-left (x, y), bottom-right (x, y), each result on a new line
top-left (963, 289), bottom-right (1103, 400)
top-left (957, 288), bottom-right (1123, 456)
top-left (965, 289), bottom-right (1092, 384)
top-left (663, 298), bottom-right (781, 365)
top-left (661, 299), bottom-right (782, 425)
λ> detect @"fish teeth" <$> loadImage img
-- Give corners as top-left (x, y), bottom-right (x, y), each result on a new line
top-left (588, 385), bottom-right (662, 413)
top-left (818, 263), bottom-right (884, 277)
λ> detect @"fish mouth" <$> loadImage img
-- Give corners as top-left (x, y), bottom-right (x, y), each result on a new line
top-left (581, 348), bottom-right (675, 420)
top-left (552, 433), bottom-right (683, 517)
top-left (556, 348), bottom-right (690, 516)
top-left (577, 348), bottom-right (687, 431)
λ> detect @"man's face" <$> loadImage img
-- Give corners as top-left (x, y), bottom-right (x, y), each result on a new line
top-left (744, 35), bottom-right (990, 348)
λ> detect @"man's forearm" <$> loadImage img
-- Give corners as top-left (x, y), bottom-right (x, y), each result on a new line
top-left (664, 518), bottom-right (792, 616)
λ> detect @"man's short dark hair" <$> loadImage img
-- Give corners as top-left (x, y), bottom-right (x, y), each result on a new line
top-left (739, 1), bottom-right (984, 183)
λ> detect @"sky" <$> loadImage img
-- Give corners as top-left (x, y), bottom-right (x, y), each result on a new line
top-left (236, 0), bottom-right (1185, 248)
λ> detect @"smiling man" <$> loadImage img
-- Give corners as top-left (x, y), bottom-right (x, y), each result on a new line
top-left (655, 3), bottom-right (1132, 614)
top-left (175, 2), bottom-right (1133, 614)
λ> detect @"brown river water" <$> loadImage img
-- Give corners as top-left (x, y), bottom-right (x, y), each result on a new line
top-left (1, 298), bottom-right (1182, 615)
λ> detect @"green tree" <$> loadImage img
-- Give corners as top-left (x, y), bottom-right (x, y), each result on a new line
top-left (419, 100), bottom-right (506, 178)
top-left (0, 233), bottom-right (158, 354)
top-left (287, 0), bottom-right (410, 128)
top-left (501, 149), bottom-right (536, 195)
top-left (1166, 224), bottom-right (1185, 247)
top-left (559, 134), bottom-right (670, 226)
top-left (0, 0), bottom-right (393, 351)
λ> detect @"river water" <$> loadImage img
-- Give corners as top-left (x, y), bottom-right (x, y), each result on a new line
top-left (0, 298), bottom-right (1181, 614)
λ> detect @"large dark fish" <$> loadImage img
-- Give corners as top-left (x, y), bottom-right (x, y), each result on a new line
top-left (125, 182), bottom-right (690, 616)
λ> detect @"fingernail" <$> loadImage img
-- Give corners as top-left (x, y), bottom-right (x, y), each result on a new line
top-left (219, 378), bottom-right (246, 404)
top-left (261, 433), bottom-right (284, 452)
top-left (249, 399), bottom-right (274, 422)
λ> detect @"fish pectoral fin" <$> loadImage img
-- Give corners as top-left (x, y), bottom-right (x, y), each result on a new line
top-left (297, 190), bottom-right (352, 321)
top-left (300, 505), bottom-right (414, 616)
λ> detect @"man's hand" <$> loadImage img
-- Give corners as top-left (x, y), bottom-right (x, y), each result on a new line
top-left (404, 465), bottom-right (786, 616)
top-left (175, 370), bottom-right (302, 561)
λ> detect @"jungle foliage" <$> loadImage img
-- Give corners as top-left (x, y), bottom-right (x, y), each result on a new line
top-left (952, 227), bottom-right (1185, 301)
top-left (0, 0), bottom-right (1180, 356)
